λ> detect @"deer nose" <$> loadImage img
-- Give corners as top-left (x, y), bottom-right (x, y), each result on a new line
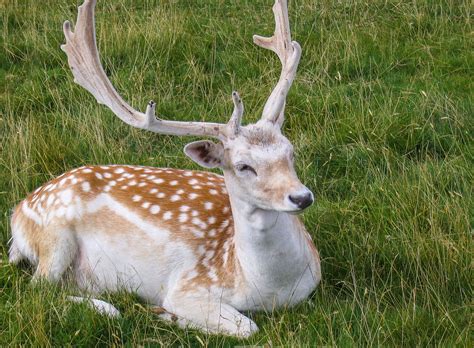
top-left (288, 192), bottom-right (314, 210)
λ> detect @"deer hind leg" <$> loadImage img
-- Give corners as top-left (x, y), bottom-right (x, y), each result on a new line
top-left (161, 291), bottom-right (258, 337)
top-left (8, 237), bottom-right (24, 265)
top-left (68, 296), bottom-right (120, 317)
top-left (32, 225), bottom-right (78, 283)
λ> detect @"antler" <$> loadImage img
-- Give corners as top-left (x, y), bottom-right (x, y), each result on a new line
top-left (61, 0), bottom-right (240, 139)
top-left (253, 0), bottom-right (301, 126)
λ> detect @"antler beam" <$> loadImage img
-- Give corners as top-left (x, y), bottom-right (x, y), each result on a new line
top-left (62, 0), bottom-right (238, 139)
top-left (254, 0), bottom-right (301, 126)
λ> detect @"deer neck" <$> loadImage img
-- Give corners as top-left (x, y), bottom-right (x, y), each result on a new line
top-left (223, 175), bottom-right (309, 288)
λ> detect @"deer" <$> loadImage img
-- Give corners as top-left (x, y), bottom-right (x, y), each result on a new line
top-left (8, 0), bottom-right (321, 337)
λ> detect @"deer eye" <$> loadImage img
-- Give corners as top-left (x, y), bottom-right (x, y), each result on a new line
top-left (235, 163), bottom-right (257, 176)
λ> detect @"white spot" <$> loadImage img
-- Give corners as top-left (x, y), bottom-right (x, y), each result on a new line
top-left (121, 185), bottom-right (128, 190)
top-left (153, 178), bottom-right (164, 184)
top-left (208, 269), bottom-right (218, 282)
top-left (188, 179), bottom-right (198, 185)
top-left (104, 186), bottom-right (111, 192)
top-left (150, 188), bottom-right (158, 194)
top-left (183, 171), bottom-right (193, 177)
top-left (138, 182), bottom-right (147, 187)
top-left (205, 249), bottom-right (215, 259)
top-left (208, 229), bottom-right (217, 237)
top-left (170, 180), bottom-right (178, 186)
top-left (59, 178), bottom-right (67, 186)
top-left (100, 166), bottom-right (109, 170)
top-left (157, 192), bottom-right (166, 198)
top-left (114, 168), bottom-right (125, 174)
top-left (197, 245), bottom-right (206, 255)
top-left (117, 177), bottom-right (126, 182)
top-left (208, 216), bottom-right (216, 224)
top-left (192, 185), bottom-right (202, 190)
top-left (191, 210), bottom-right (199, 217)
top-left (179, 205), bottom-right (190, 212)
top-left (163, 211), bottom-right (173, 220)
top-left (71, 177), bottom-right (78, 185)
top-left (221, 219), bottom-right (230, 229)
top-left (46, 194), bottom-right (55, 207)
top-left (177, 189), bottom-right (185, 194)
top-left (81, 182), bottom-right (91, 192)
top-left (209, 189), bottom-right (218, 195)
top-left (82, 168), bottom-right (93, 173)
top-left (150, 205), bottom-right (161, 214)
top-left (179, 213), bottom-right (188, 222)
top-left (204, 202), bottom-right (213, 210)
top-left (189, 193), bottom-right (199, 200)
top-left (222, 206), bottom-right (230, 214)
top-left (95, 173), bottom-right (103, 180)
top-left (109, 180), bottom-right (117, 186)
top-left (132, 195), bottom-right (142, 202)
top-left (142, 202), bottom-right (151, 209)
top-left (192, 218), bottom-right (207, 229)
top-left (104, 172), bottom-right (112, 179)
top-left (170, 194), bottom-right (181, 202)
top-left (59, 189), bottom-right (73, 204)
top-left (147, 175), bottom-right (156, 180)
top-left (192, 228), bottom-right (205, 238)
top-left (129, 180), bottom-right (137, 186)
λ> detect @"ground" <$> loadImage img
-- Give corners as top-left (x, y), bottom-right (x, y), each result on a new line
top-left (0, 0), bottom-right (472, 346)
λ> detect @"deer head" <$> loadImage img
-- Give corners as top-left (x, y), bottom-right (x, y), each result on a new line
top-left (61, 0), bottom-right (313, 213)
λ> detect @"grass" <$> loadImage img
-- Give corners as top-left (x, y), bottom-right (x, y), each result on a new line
top-left (1, 0), bottom-right (472, 346)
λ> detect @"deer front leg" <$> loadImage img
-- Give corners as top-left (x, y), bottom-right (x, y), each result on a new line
top-left (160, 291), bottom-right (258, 337)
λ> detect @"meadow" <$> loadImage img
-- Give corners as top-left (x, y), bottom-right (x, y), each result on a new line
top-left (1, 0), bottom-right (472, 346)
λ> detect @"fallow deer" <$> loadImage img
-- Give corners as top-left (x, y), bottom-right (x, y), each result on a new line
top-left (9, 0), bottom-right (321, 337)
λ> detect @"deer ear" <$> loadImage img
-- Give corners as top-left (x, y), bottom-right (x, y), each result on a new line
top-left (184, 140), bottom-right (224, 168)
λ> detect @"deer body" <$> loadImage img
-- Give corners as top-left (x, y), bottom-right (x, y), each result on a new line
top-left (11, 164), bottom-right (320, 335)
top-left (9, 0), bottom-right (321, 337)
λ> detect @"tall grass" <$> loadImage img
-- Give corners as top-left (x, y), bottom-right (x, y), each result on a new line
top-left (1, 0), bottom-right (472, 346)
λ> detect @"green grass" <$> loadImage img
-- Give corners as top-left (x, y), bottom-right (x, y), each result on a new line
top-left (1, 0), bottom-right (472, 346)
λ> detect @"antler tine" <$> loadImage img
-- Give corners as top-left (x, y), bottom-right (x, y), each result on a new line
top-left (253, 0), bottom-right (301, 126)
top-left (62, 0), bottom-right (229, 139)
top-left (227, 91), bottom-right (244, 137)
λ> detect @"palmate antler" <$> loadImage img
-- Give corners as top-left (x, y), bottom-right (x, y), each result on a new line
top-left (61, 0), bottom-right (242, 140)
top-left (254, 0), bottom-right (301, 126)
top-left (62, 0), bottom-right (298, 137)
